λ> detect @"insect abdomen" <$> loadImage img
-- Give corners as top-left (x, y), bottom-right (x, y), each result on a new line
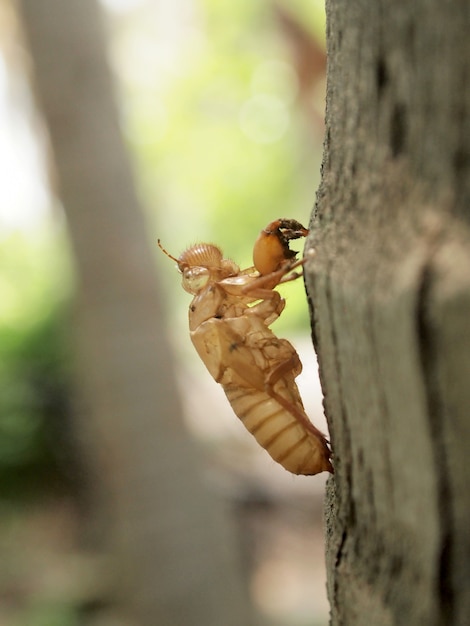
top-left (225, 386), bottom-right (329, 475)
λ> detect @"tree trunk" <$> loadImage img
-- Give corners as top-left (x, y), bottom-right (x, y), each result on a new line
top-left (17, 1), bottom-right (251, 624)
top-left (304, 1), bottom-right (470, 624)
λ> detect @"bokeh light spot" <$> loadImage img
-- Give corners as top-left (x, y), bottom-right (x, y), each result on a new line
top-left (239, 94), bottom-right (290, 144)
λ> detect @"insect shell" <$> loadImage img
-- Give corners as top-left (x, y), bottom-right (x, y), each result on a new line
top-left (158, 220), bottom-right (333, 476)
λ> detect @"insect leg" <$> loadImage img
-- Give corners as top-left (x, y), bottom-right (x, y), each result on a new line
top-left (278, 249), bottom-right (316, 284)
top-left (265, 353), bottom-right (330, 441)
top-left (246, 291), bottom-right (285, 327)
top-left (243, 255), bottom-right (309, 296)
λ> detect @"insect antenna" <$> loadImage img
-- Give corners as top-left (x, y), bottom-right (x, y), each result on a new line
top-left (157, 238), bottom-right (180, 263)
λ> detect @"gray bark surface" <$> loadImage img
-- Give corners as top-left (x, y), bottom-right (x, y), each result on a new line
top-left (17, 1), bottom-right (252, 624)
top-left (304, 1), bottom-right (470, 625)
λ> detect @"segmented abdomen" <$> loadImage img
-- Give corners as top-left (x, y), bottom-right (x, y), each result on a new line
top-left (224, 385), bottom-right (329, 475)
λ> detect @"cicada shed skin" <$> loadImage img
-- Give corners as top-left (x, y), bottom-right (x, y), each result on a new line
top-left (158, 220), bottom-right (333, 476)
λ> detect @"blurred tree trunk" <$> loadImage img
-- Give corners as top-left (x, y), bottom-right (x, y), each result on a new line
top-left (304, 0), bottom-right (470, 624)
top-left (17, 1), bottom-right (251, 624)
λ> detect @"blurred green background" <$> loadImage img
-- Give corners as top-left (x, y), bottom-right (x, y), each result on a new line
top-left (0, 0), bottom-right (327, 623)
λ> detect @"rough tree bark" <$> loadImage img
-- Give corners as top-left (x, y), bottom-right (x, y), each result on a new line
top-left (17, 1), bottom-right (251, 624)
top-left (304, 1), bottom-right (470, 625)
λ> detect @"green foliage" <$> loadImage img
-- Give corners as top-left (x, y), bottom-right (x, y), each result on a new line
top-left (0, 233), bottom-right (78, 499)
top-left (0, 306), bottom-right (67, 473)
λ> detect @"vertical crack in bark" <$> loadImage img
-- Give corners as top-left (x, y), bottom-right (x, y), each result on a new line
top-left (390, 103), bottom-right (408, 157)
top-left (416, 257), bottom-right (454, 625)
top-left (366, 301), bottom-right (395, 509)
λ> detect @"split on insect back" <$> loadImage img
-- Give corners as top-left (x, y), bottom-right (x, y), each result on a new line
top-left (158, 219), bottom-right (333, 476)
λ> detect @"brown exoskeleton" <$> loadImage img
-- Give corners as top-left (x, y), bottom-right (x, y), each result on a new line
top-left (158, 219), bottom-right (333, 475)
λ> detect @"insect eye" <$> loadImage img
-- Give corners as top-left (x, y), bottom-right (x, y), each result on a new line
top-left (182, 267), bottom-right (210, 294)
